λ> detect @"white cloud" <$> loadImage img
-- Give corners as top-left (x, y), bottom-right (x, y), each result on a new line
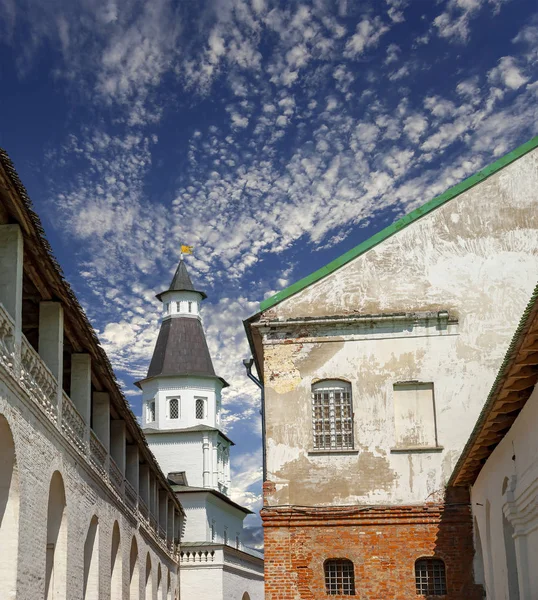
top-left (488, 56), bottom-right (529, 90)
top-left (344, 16), bottom-right (390, 58)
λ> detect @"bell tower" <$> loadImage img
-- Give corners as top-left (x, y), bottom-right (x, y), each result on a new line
top-left (136, 259), bottom-right (232, 494)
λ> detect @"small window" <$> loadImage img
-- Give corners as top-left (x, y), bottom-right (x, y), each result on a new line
top-left (188, 301), bottom-right (193, 313)
top-left (176, 302), bottom-right (180, 312)
top-left (324, 559), bottom-right (355, 595)
top-left (211, 521), bottom-right (215, 542)
top-left (169, 398), bottom-right (179, 419)
top-left (312, 381), bottom-right (353, 450)
top-left (195, 398), bottom-right (205, 419)
top-left (164, 302), bottom-right (169, 313)
top-left (147, 401), bottom-right (156, 422)
top-left (415, 558), bottom-right (447, 596)
top-left (223, 528), bottom-right (228, 546)
top-left (235, 535), bottom-right (240, 549)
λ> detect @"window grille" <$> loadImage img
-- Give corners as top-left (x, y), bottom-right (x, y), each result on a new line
top-left (415, 558), bottom-right (447, 596)
top-left (196, 398), bottom-right (205, 419)
top-left (312, 381), bottom-right (353, 450)
top-left (147, 401), bottom-right (155, 422)
top-left (324, 559), bottom-right (355, 595)
top-left (169, 398), bottom-right (179, 419)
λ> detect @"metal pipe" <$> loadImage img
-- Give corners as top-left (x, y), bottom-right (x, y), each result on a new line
top-left (243, 358), bottom-right (266, 482)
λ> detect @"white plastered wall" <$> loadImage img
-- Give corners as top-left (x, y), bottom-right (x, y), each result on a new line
top-left (260, 147), bottom-right (538, 508)
top-left (470, 384), bottom-right (538, 600)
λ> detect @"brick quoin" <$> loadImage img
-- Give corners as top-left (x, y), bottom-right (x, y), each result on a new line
top-left (261, 485), bottom-right (484, 600)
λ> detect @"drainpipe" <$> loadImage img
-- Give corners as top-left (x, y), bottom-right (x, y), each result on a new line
top-left (243, 358), bottom-right (266, 482)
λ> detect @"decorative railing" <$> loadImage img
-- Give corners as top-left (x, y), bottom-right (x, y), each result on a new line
top-left (125, 479), bottom-right (138, 511)
top-left (61, 391), bottom-right (86, 453)
top-left (0, 303), bottom-right (15, 372)
top-left (20, 335), bottom-right (58, 423)
top-left (109, 457), bottom-right (124, 494)
top-left (139, 496), bottom-right (149, 522)
top-left (180, 550), bottom-right (215, 563)
top-left (89, 429), bottom-right (108, 477)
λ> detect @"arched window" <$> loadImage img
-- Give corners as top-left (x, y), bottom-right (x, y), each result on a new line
top-left (145, 553), bottom-right (153, 599)
top-left (129, 537), bottom-right (139, 599)
top-left (324, 559), bottom-right (355, 595)
top-left (45, 471), bottom-right (67, 600)
top-left (83, 516), bottom-right (99, 600)
top-left (169, 398), bottom-right (179, 420)
top-left (110, 521), bottom-right (122, 600)
top-left (195, 398), bottom-right (205, 419)
top-left (0, 415), bottom-right (19, 600)
top-left (415, 558), bottom-right (447, 596)
top-left (312, 380), bottom-right (353, 450)
top-left (147, 401), bottom-right (155, 423)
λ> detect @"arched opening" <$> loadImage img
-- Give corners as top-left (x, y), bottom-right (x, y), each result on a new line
top-left (166, 572), bottom-right (172, 600)
top-left (473, 517), bottom-right (485, 587)
top-left (145, 553), bottom-right (153, 599)
top-left (111, 521), bottom-right (122, 600)
top-left (83, 516), bottom-right (99, 599)
top-left (45, 471), bottom-right (67, 600)
top-left (157, 564), bottom-right (162, 598)
top-left (0, 415), bottom-right (19, 600)
top-left (129, 537), bottom-right (139, 600)
top-left (503, 512), bottom-right (520, 599)
top-left (242, 593), bottom-right (251, 600)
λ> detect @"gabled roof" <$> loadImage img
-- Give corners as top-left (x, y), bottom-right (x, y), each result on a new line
top-left (449, 282), bottom-right (538, 487)
top-left (259, 135), bottom-right (538, 312)
top-left (156, 259), bottom-right (207, 301)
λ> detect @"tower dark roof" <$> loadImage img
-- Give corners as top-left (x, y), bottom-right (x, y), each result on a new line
top-left (156, 260), bottom-right (207, 301)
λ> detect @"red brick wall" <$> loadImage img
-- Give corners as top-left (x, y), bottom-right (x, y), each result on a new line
top-left (262, 491), bottom-right (484, 600)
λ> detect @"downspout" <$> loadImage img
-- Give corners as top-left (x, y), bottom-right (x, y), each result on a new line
top-left (243, 358), bottom-right (266, 482)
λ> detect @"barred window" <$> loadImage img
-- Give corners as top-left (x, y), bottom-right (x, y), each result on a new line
top-left (147, 401), bottom-right (156, 422)
top-left (324, 559), bottom-right (355, 595)
top-left (169, 398), bottom-right (179, 419)
top-left (312, 381), bottom-right (353, 450)
top-left (196, 398), bottom-right (205, 419)
top-left (415, 558), bottom-right (447, 596)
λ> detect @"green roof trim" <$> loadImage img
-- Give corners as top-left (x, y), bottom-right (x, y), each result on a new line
top-left (260, 135), bottom-right (538, 312)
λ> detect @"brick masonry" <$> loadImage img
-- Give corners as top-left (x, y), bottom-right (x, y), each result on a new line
top-left (261, 485), bottom-right (484, 600)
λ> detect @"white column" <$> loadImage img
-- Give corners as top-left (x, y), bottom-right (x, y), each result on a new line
top-left (202, 434), bottom-right (210, 488)
top-left (110, 420), bottom-right (126, 473)
top-left (212, 439), bottom-right (218, 489)
top-left (92, 392), bottom-right (110, 450)
top-left (126, 444), bottom-right (139, 492)
top-left (38, 301), bottom-right (64, 419)
top-left (0, 224), bottom-right (23, 352)
top-left (71, 353), bottom-right (91, 424)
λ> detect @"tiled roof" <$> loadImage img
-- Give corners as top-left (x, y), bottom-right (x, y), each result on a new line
top-left (157, 259), bottom-right (207, 300)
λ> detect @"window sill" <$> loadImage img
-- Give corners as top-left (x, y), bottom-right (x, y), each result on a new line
top-left (308, 449), bottom-right (359, 456)
top-left (390, 446), bottom-right (444, 454)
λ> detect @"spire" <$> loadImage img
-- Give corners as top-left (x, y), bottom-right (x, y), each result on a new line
top-left (156, 259), bottom-right (207, 301)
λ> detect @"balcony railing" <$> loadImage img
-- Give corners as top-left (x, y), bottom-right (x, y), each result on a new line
top-left (0, 302), bottom-right (177, 559)
top-left (20, 335), bottom-right (57, 423)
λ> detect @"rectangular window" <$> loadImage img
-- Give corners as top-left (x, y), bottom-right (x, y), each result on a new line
top-left (393, 383), bottom-right (437, 448)
top-left (312, 381), bottom-right (353, 450)
top-left (147, 401), bottom-right (156, 422)
top-left (223, 528), bottom-right (228, 545)
top-left (188, 301), bottom-right (192, 313)
top-left (176, 302), bottom-right (180, 312)
top-left (195, 398), bottom-right (206, 419)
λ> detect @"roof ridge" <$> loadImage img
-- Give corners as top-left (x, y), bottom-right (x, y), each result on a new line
top-left (260, 135), bottom-right (538, 312)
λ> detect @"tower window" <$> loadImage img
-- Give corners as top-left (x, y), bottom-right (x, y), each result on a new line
top-left (195, 398), bottom-right (205, 419)
top-left (211, 520), bottom-right (215, 542)
top-left (169, 398), bottom-right (179, 419)
top-left (415, 558), bottom-right (447, 596)
top-left (312, 381), bottom-right (353, 450)
top-left (147, 401), bottom-right (156, 422)
top-left (224, 528), bottom-right (228, 546)
top-left (176, 302), bottom-right (180, 312)
top-left (164, 303), bottom-right (169, 313)
top-left (188, 301), bottom-right (193, 313)
top-left (324, 559), bottom-right (355, 595)
top-left (235, 535), bottom-right (240, 549)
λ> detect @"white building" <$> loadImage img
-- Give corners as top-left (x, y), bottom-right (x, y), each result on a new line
top-left (450, 283), bottom-right (538, 600)
top-left (0, 148), bottom-right (183, 599)
top-left (138, 260), bottom-right (264, 600)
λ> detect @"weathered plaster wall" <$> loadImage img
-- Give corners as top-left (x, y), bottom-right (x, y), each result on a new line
top-left (470, 383), bottom-right (538, 600)
top-left (260, 148), bottom-right (538, 507)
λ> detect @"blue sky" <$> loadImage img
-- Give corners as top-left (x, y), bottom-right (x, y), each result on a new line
top-left (1, 0), bottom-right (537, 547)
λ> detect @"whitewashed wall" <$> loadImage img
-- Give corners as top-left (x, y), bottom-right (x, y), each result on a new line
top-left (471, 383), bottom-right (538, 600)
top-left (259, 147), bottom-right (538, 508)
